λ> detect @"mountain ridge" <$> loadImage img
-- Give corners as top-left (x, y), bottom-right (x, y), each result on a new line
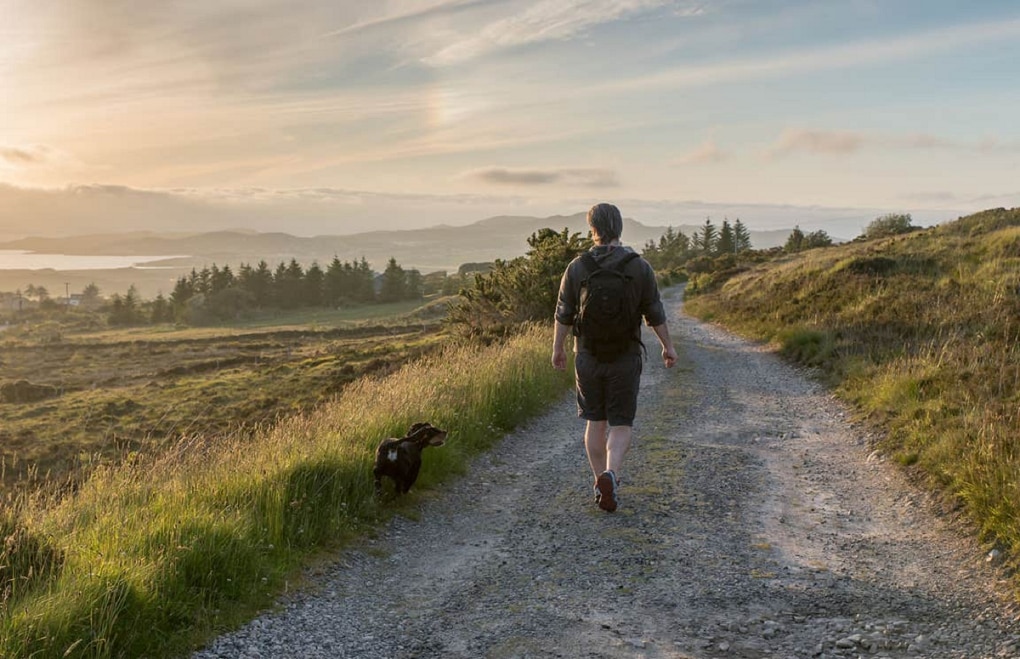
top-left (0, 213), bottom-right (794, 274)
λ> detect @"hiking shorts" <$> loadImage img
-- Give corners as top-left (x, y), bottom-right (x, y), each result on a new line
top-left (574, 351), bottom-right (643, 427)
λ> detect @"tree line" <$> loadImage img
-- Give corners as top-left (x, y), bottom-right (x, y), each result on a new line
top-left (6, 213), bottom-right (915, 330)
top-left (156, 256), bottom-right (433, 324)
top-left (641, 217), bottom-right (752, 270)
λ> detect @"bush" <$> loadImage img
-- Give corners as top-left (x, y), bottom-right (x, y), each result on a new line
top-left (448, 228), bottom-right (589, 339)
top-left (864, 213), bottom-right (914, 240)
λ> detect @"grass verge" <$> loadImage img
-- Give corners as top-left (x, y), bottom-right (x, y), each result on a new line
top-left (685, 207), bottom-right (1020, 588)
top-left (0, 323), bottom-right (573, 657)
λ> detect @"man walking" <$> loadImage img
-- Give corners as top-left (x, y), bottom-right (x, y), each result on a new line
top-left (552, 203), bottom-right (677, 512)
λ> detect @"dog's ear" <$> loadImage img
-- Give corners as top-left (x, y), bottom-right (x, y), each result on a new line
top-left (426, 429), bottom-right (448, 447)
top-left (407, 422), bottom-right (430, 435)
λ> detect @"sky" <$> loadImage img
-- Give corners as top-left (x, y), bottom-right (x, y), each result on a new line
top-left (1, 0), bottom-right (1019, 241)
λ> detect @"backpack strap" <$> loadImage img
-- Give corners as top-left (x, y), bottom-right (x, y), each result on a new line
top-left (614, 252), bottom-right (645, 357)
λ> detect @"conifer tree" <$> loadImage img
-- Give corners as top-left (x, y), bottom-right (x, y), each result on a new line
top-left (718, 219), bottom-right (736, 254)
top-left (380, 257), bottom-right (406, 302)
top-left (733, 219), bottom-right (752, 251)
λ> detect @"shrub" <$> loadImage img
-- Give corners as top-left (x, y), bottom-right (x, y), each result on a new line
top-left (863, 213), bottom-right (914, 240)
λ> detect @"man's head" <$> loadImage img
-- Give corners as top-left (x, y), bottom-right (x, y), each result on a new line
top-left (587, 203), bottom-right (623, 245)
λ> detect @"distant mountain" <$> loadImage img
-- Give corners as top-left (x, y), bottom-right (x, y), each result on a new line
top-left (0, 214), bottom-right (792, 274)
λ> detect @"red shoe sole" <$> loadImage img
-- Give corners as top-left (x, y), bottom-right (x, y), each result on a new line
top-left (596, 472), bottom-right (617, 512)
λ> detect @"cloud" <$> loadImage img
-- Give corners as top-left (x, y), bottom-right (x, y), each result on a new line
top-left (0, 145), bottom-right (51, 167)
top-left (766, 129), bottom-right (867, 158)
top-left (318, 0), bottom-right (490, 38)
top-left (606, 17), bottom-right (1020, 95)
top-left (423, 0), bottom-right (689, 66)
top-left (673, 136), bottom-right (728, 165)
top-left (765, 129), bottom-right (1020, 159)
top-left (899, 191), bottom-right (960, 203)
top-left (464, 167), bottom-right (619, 187)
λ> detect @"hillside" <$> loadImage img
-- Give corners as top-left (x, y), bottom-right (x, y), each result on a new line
top-left (0, 213), bottom-right (792, 274)
top-left (684, 206), bottom-right (1020, 571)
top-left (0, 213), bottom-right (792, 299)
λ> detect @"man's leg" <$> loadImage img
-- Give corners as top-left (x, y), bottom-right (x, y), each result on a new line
top-left (606, 425), bottom-right (633, 475)
top-left (584, 419), bottom-right (608, 481)
top-left (595, 426), bottom-right (629, 513)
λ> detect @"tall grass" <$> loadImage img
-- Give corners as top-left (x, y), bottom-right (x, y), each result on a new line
top-left (685, 207), bottom-right (1020, 586)
top-left (0, 323), bottom-right (573, 657)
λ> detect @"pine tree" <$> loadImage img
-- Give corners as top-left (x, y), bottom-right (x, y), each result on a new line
top-left (379, 257), bottom-right (406, 303)
top-left (696, 218), bottom-right (718, 255)
top-left (355, 257), bottom-right (375, 302)
top-left (785, 226), bottom-right (805, 252)
top-left (405, 269), bottom-right (424, 300)
top-left (304, 261), bottom-right (324, 307)
top-left (323, 256), bottom-right (346, 307)
top-left (733, 219), bottom-right (752, 252)
top-left (718, 219), bottom-right (736, 254)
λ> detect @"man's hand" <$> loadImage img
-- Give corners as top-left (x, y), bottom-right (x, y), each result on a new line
top-left (552, 346), bottom-right (567, 370)
top-left (662, 345), bottom-right (678, 369)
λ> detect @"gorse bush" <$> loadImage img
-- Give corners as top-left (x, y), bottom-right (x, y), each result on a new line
top-left (0, 324), bottom-right (573, 657)
top-left (449, 228), bottom-right (590, 339)
top-left (863, 212), bottom-right (915, 240)
top-left (685, 207), bottom-right (1020, 579)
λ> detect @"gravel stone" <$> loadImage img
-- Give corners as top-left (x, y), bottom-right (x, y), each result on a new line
top-left (194, 287), bottom-right (1020, 658)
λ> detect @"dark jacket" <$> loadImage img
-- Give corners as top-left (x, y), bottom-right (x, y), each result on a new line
top-left (555, 245), bottom-right (666, 356)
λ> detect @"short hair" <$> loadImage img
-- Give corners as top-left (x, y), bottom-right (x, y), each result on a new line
top-left (587, 203), bottom-right (623, 244)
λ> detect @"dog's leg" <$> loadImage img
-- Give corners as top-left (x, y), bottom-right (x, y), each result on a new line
top-left (404, 463), bottom-right (422, 493)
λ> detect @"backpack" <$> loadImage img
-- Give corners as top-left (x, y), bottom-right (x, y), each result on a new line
top-left (573, 251), bottom-right (642, 362)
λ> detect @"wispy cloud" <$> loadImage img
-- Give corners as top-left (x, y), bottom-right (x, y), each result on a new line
top-left (765, 128), bottom-right (1020, 159)
top-left (0, 146), bottom-right (50, 166)
top-left (607, 17), bottom-right (1020, 94)
top-left (765, 129), bottom-right (867, 157)
top-left (423, 0), bottom-right (692, 66)
top-left (672, 135), bottom-right (728, 165)
top-left (463, 166), bottom-right (619, 187)
top-left (899, 191), bottom-right (960, 203)
top-left (318, 0), bottom-right (490, 38)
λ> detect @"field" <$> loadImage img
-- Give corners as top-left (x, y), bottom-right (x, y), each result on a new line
top-left (0, 300), bottom-right (447, 493)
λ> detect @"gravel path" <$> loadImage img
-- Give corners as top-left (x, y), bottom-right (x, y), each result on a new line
top-left (195, 287), bottom-right (1020, 658)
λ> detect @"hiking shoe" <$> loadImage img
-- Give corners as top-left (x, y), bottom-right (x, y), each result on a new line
top-left (596, 470), bottom-right (618, 512)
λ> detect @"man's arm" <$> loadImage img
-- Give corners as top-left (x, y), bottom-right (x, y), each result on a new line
top-left (552, 320), bottom-right (571, 370)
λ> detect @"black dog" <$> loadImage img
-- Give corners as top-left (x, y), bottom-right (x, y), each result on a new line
top-left (373, 422), bottom-right (448, 495)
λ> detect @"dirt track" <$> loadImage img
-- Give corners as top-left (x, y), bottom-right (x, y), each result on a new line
top-left (195, 287), bottom-right (1020, 658)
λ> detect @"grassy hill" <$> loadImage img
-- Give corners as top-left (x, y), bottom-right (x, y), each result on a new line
top-left (685, 207), bottom-right (1020, 577)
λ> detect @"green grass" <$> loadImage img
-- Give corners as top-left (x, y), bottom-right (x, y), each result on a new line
top-left (0, 304), bottom-right (450, 492)
top-left (685, 207), bottom-right (1020, 586)
top-left (0, 323), bottom-right (574, 657)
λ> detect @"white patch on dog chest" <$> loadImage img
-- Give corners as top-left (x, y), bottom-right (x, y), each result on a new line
top-left (387, 449), bottom-right (399, 462)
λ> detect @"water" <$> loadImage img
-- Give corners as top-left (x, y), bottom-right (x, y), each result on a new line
top-left (0, 250), bottom-right (184, 271)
